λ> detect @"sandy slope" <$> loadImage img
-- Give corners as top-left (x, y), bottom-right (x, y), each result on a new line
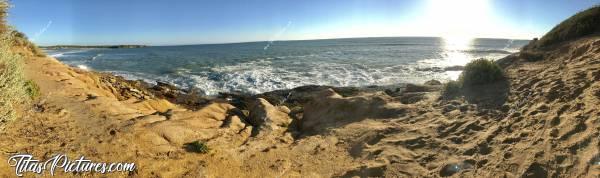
top-left (0, 37), bottom-right (598, 177)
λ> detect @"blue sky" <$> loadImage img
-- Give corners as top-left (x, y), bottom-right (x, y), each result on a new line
top-left (7, 0), bottom-right (599, 46)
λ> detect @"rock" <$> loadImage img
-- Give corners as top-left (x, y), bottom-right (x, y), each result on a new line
top-left (443, 65), bottom-right (465, 71)
top-left (439, 163), bottom-right (460, 177)
top-left (155, 81), bottom-right (178, 90)
top-left (129, 88), bottom-right (141, 93)
top-left (416, 67), bottom-right (444, 72)
top-left (424, 80), bottom-right (442, 85)
top-left (384, 88), bottom-right (402, 97)
top-left (248, 98), bottom-right (293, 136)
top-left (399, 92), bottom-right (427, 104)
top-left (404, 84), bottom-right (430, 93)
top-left (163, 109), bottom-right (173, 119)
top-left (221, 115), bottom-right (247, 131)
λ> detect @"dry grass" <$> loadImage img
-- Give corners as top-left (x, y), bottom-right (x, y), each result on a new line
top-left (10, 30), bottom-right (46, 57)
top-left (0, 34), bottom-right (30, 124)
top-left (0, 0), bottom-right (36, 125)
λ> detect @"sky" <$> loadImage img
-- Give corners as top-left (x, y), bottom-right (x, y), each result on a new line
top-left (6, 0), bottom-right (600, 46)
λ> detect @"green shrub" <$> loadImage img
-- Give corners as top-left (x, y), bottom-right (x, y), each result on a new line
top-left (534, 6), bottom-right (600, 48)
top-left (184, 140), bottom-right (210, 154)
top-left (442, 80), bottom-right (462, 99)
top-left (459, 59), bottom-right (504, 86)
top-left (24, 80), bottom-right (40, 99)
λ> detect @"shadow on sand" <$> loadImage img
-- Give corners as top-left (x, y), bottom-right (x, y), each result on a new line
top-left (462, 79), bottom-right (510, 109)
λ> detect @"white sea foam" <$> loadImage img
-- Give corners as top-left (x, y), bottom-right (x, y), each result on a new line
top-left (50, 53), bottom-right (64, 58)
top-left (77, 65), bottom-right (90, 70)
top-left (100, 57), bottom-right (459, 96)
top-left (91, 54), bottom-right (103, 60)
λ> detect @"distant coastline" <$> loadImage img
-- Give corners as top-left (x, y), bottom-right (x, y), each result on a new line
top-left (41, 45), bottom-right (148, 49)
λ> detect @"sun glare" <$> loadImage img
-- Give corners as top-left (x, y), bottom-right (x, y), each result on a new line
top-left (420, 0), bottom-right (491, 79)
top-left (425, 0), bottom-right (492, 39)
top-left (442, 36), bottom-right (473, 80)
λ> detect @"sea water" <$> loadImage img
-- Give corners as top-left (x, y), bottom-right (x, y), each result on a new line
top-left (45, 37), bottom-right (528, 96)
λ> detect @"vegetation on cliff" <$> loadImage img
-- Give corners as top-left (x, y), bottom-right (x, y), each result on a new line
top-left (42, 45), bottom-right (148, 49)
top-left (459, 59), bottom-right (504, 86)
top-left (526, 5), bottom-right (600, 49)
top-left (0, 0), bottom-right (42, 125)
top-left (442, 58), bottom-right (504, 99)
top-left (10, 30), bottom-right (45, 57)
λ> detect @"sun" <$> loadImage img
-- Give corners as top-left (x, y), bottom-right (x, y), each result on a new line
top-left (424, 0), bottom-right (492, 39)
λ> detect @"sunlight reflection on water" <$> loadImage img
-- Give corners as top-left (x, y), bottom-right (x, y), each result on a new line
top-left (441, 37), bottom-right (474, 80)
top-left (442, 36), bottom-right (474, 66)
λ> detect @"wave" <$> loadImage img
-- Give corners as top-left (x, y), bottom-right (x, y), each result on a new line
top-left (100, 58), bottom-right (455, 96)
top-left (376, 43), bottom-right (431, 46)
top-left (91, 53), bottom-right (103, 60)
top-left (45, 38), bottom-right (527, 96)
top-left (76, 65), bottom-right (90, 70)
top-left (122, 60), bottom-right (453, 96)
top-left (46, 49), bottom-right (95, 58)
top-left (462, 49), bottom-right (514, 54)
top-left (50, 53), bottom-right (65, 58)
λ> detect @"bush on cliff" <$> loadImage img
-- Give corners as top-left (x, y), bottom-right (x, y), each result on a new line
top-left (24, 79), bottom-right (40, 99)
top-left (441, 59), bottom-right (505, 99)
top-left (459, 59), bottom-right (504, 86)
top-left (184, 140), bottom-right (210, 154)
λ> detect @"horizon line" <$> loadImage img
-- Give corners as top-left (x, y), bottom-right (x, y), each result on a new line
top-left (39, 35), bottom-right (534, 47)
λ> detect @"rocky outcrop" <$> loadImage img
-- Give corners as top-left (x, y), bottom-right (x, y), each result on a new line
top-left (247, 98), bottom-right (292, 136)
top-left (96, 73), bottom-right (154, 100)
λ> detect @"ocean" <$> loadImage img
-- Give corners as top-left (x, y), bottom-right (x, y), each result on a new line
top-left (45, 37), bottom-right (529, 96)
